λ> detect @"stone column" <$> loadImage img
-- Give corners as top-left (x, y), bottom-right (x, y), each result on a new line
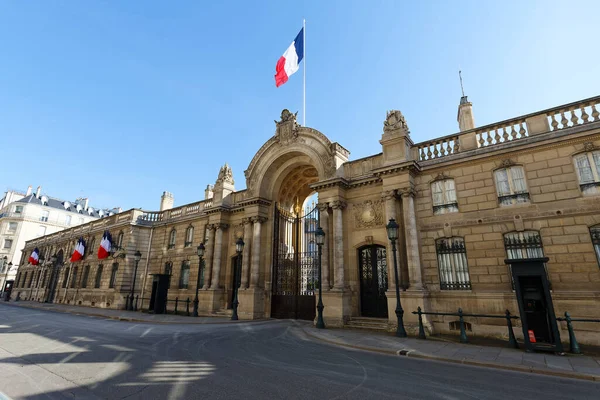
top-left (202, 224), bottom-right (215, 290)
top-left (210, 223), bottom-right (228, 289)
top-left (331, 200), bottom-right (347, 290)
top-left (316, 202), bottom-right (330, 290)
top-left (249, 216), bottom-right (266, 288)
top-left (381, 190), bottom-right (398, 290)
top-left (401, 188), bottom-right (424, 289)
top-left (240, 218), bottom-right (252, 289)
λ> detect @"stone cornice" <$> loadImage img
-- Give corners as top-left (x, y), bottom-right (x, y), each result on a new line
top-left (371, 160), bottom-right (421, 177)
top-left (309, 177), bottom-right (350, 191)
top-left (235, 197), bottom-right (272, 208)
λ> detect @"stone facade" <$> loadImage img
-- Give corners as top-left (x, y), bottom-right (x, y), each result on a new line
top-left (14, 97), bottom-right (600, 346)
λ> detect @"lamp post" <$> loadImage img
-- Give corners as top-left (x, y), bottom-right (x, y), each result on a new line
top-left (193, 243), bottom-right (205, 317)
top-left (0, 256), bottom-right (8, 296)
top-left (315, 226), bottom-right (326, 329)
top-left (45, 254), bottom-right (58, 303)
top-left (386, 218), bottom-right (407, 338)
top-left (231, 237), bottom-right (244, 321)
top-left (128, 250), bottom-right (142, 311)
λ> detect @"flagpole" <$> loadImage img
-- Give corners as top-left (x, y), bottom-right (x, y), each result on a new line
top-left (303, 18), bottom-right (306, 126)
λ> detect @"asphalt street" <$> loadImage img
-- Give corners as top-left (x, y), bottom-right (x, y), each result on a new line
top-left (0, 304), bottom-right (598, 400)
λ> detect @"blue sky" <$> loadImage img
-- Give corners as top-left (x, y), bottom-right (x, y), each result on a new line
top-left (1, 1), bottom-right (598, 211)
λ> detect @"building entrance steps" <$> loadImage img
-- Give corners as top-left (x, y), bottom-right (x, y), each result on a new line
top-left (299, 323), bottom-right (600, 382)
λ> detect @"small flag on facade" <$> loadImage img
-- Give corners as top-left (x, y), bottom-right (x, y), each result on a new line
top-left (70, 238), bottom-right (86, 262)
top-left (29, 248), bottom-right (40, 265)
top-left (98, 230), bottom-right (112, 260)
top-left (274, 27), bottom-right (304, 87)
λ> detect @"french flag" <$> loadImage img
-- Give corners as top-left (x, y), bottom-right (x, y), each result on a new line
top-left (98, 230), bottom-right (112, 260)
top-left (29, 248), bottom-right (40, 265)
top-left (275, 27), bottom-right (304, 87)
top-left (70, 238), bottom-right (86, 262)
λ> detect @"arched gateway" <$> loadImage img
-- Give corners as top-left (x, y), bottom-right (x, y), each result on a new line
top-left (245, 109), bottom-right (349, 320)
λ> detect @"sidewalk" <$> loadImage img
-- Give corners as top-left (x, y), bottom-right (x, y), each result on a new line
top-left (0, 301), bottom-right (247, 324)
top-left (301, 326), bottom-right (600, 382)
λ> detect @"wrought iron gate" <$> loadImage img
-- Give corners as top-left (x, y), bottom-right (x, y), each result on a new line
top-left (271, 203), bottom-right (319, 320)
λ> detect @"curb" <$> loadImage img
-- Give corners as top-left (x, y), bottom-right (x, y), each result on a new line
top-left (0, 302), bottom-right (276, 325)
top-left (301, 328), bottom-right (600, 382)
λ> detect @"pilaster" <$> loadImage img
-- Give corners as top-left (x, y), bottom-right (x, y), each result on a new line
top-left (330, 200), bottom-right (347, 290)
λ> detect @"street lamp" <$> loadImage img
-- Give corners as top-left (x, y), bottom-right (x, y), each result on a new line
top-left (386, 218), bottom-right (407, 338)
top-left (128, 250), bottom-right (142, 311)
top-left (0, 256), bottom-right (7, 296)
top-left (193, 243), bottom-right (205, 317)
top-left (315, 226), bottom-right (326, 329)
top-left (231, 237), bottom-right (244, 321)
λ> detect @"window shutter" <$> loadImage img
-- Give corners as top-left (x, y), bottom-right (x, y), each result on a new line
top-left (495, 169), bottom-right (511, 196)
top-left (444, 179), bottom-right (457, 203)
top-left (510, 167), bottom-right (527, 193)
top-left (431, 181), bottom-right (443, 205)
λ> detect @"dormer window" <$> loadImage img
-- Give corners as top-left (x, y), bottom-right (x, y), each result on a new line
top-left (494, 166), bottom-right (529, 206)
top-left (431, 179), bottom-right (458, 215)
top-left (574, 150), bottom-right (600, 195)
top-left (41, 195), bottom-right (49, 206)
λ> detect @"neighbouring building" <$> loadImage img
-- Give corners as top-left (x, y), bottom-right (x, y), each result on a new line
top-left (0, 186), bottom-right (119, 293)
top-left (14, 94), bottom-right (600, 348)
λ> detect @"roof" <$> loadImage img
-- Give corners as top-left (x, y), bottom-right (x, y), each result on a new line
top-left (15, 194), bottom-right (121, 219)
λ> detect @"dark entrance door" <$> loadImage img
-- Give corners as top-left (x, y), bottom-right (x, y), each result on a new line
top-left (358, 245), bottom-right (388, 318)
top-left (149, 274), bottom-right (170, 314)
top-left (229, 255), bottom-right (242, 309)
top-left (508, 258), bottom-right (562, 352)
top-left (271, 203), bottom-right (319, 320)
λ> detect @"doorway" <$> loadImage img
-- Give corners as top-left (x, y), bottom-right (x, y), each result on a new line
top-left (358, 245), bottom-right (389, 318)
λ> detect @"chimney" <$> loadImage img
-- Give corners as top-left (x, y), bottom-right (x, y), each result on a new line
top-left (26, 186), bottom-right (32, 196)
top-left (205, 185), bottom-right (214, 200)
top-left (160, 191), bottom-right (174, 211)
top-left (82, 198), bottom-right (89, 210)
top-left (35, 186), bottom-right (42, 198)
top-left (457, 96), bottom-right (475, 132)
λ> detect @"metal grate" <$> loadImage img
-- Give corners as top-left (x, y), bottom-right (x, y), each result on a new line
top-left (436, 238), bottom-right (471, 290)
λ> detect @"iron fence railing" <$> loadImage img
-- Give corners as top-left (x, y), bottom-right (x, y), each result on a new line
top-left (138, 296), bottom-right (191, 316)
top-left (556, 312), bottom-right (600, 355)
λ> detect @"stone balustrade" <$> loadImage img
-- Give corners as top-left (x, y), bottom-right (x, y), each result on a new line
top-left (415, 95), bottom-right (600, 162)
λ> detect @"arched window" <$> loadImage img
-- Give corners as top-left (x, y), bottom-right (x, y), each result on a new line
top-left (62, 267), bottom-right (70, 288)
top-left (179, 261), bottom-right (190, 289)
top-left (431, 178), bottom-right (458, 215)
top-left (88, 237), bottom-right (96, 258)
top-left (574, 150), bottom-right (600, 195)
top-left (164, 261), bottom-right (173, 289)
top-left (494, 166), bottom-right (529, 206)
top-left (168, 229), bottom-right (176, 249)
top-left (109, 263), bottom-right (118, 288)
top-left (81, 265), bottom-right (90, 288)
top-left (185, 226), bottom-right (194, 248)
top-left (590, 225), bottom-right (600, 267)
top-left (94, 265), bottom-right (103, 288)
top-left (117, 231), bottom-right (124, 249)
top-left (435, 237), bottom-right (471, 290)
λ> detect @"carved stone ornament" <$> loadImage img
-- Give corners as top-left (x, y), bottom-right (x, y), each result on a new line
top-left (383, 110), bottom-right (410, 133)
top-left (432, 172), bottom-right (451, 183)
top-left (274, 109), bottom-right (301, 146)
top-left (352, 199), bottom-right (384, 230)
top-left (245, 177), bottom-right (258, 198)
top-left (330, 200), bottom-right (347, 210)
top-left (583, 142), bottom-right (596, 152)
top-left (230, 223), bottom-right (244, 242)
top-left (316, 202), bottom-right (329, 212)
top-left (216, 163), bottom-right (234, 185)
top-left (499, 159), bottom-right (515, 168)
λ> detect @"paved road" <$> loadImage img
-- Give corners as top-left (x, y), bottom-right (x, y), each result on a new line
top-left (0, 305), bottom-right (598, 400)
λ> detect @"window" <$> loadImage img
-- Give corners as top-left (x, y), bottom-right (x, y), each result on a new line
top-left (3, 239), bottom-right (13, 249)
top-left (436, 237), bottom-right (471, 290)
top-left (41, 270), bottom-right (47, 288)
top-left (504, 231), bottom-right (547, 289)
top-left (117, 232), bottom-right (124, 249)
top-left (185, 226), bottom-right (194, 247)
top-left (168, 229), bottom-right (176, 249)
top-left (109, 263), bottom-right (118, 288)
top-left (88, 238), bottom-right (96, 257)
top-left (40, 210), bottom-right (49, 222)
top-left (14, 205), bottom-right (23, 214)
top-left (494, 166), bottom-right (529, 206)
top-left (81, 265), bottom-right (90, 288)
top-left (165, 262), bottom-right (173, 288)
top-left (70, 267), bottom-right (78, 288)
top-left (590, 226), bottom-right (600, 268)
top-left (62, 268), bottom-right (70, 288)
top-left (37, 226), bottom-right (47, 237)
top-left (65, 215), bottom-right (72, 226)
top-left (179, 261), bottom-right (190, 289)
top-left (7, 222), bottom-right (17, 232)
top-left (94, 265), bottom-right (103, 288)
top-left (431, 179), bottom-right (458, 215)
top-left (574, 151), bottom-right (600, 194)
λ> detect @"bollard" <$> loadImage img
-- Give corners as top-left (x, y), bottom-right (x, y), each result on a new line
top-left (458, 308), bottom-right (468, 344)
top-left (186, 298), bottom-right (190, 316)
top-left (134, 295), bottom-right (138, 311)
top-left (417, 307), bottom-right (426, 340)
top-left (505, 310), bottom-right (519, 349)
top-left (565, 312), bottom-right (581, 354)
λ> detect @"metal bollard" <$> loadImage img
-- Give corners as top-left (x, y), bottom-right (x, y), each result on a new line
top-left (565, 312), bottom-right (581, 354)
top-left (186, 298), bottom-right (190, 316)
top-left (458, 308), bottom-right (468, 344)
top-left (175, 297), bottom-right (179, 314)
top-left (417, 307), bottom-right (426, 339)
top-left (505, 310), bottom-right (519, 349)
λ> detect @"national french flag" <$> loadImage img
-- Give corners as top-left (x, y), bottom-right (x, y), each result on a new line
top-left (70, 238), bottom-right (86, 262)
top-left (29, 248), bottom-right (40, 265)
top-left (275, 27), bottom-right (304, 87)
top-left (98, 230), bottom-right (112, 260)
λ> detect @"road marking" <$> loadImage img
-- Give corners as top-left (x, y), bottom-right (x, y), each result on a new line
top-left (101, 344), bottom-right (135, 352)
top-left (141, 328), bottom-right (153, 337)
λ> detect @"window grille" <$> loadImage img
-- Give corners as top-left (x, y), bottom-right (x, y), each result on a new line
top-left (591, 226), bottom-right (600, 268)
top-left (436, 237), bottom-right (471, 290)
top-left (504, 231), bottom-right (548, 289)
